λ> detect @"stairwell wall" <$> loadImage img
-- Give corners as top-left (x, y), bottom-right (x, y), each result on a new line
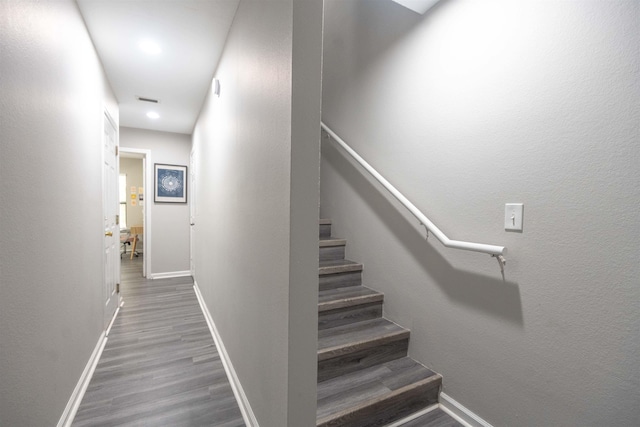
top-left (0, 1), bottom-right (118, 425)
top-left (320, 1), bottom-right (639, 426)
top-left (191, 1), bottom-right (322, 425)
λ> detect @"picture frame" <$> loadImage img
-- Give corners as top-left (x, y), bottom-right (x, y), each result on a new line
top-left (154, 163), bottom-right (187, 203)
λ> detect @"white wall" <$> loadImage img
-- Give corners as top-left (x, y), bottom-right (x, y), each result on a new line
top-left (120, 127), bottom-right (191, 277)
top-left (191, 1), bottom-right (323, 425)
top-left (120, 157), bottom-right (144, 231)
top-left (0, 1), bottom-right (119, 425)
top-left (321, 1), bottom-right (639, 426)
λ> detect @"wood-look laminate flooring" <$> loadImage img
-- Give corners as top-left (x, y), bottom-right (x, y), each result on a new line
top-left (72, 255), bottom-right (245, 427)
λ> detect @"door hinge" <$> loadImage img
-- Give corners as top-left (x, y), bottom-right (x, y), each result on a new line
top-left (116, 214), bottom-right (120, 225)
top-left (116, 283), bottom-right (120, 293)
top-left (115, 146), bottom-right (119, 156)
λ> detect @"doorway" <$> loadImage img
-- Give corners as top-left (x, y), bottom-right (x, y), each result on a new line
top-left (119, 148), bottom-right (150, 279)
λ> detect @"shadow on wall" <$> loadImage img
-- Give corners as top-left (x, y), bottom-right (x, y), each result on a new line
top-left (323, 0), bottom-right (423, 84)
top-left (322, 139), bottom-right (523, 327)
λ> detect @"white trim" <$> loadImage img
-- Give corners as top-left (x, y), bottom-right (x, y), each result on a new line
top-left (385, 404), bottom-right (439, 426)
top-left (56, 332), bottom-right (108, 427)
top-left (439, 393), bottom-right (494, 427)
top-left (193, 281), bottom-right (259, 427)
top-left (105, 305), bottom-right (121, 337)
top-left (149, 270), bottom-right (192, 280)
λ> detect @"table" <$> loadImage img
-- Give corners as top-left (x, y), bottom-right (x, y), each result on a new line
top-left (129, 226), bottom-right (143, 260)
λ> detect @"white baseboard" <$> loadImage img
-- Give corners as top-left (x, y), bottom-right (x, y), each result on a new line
top-left (439, 393), bottom-right (494, 427)
top-left (105, 305), bottom-right (121, 337)
top-left (149, 270), bottom-right (191, 280)
top-left (193, 281), bottom-right (258, 427)
top-left (56, 332), bottom-right (108, 427)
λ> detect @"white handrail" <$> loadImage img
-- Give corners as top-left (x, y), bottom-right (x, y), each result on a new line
top-left (321, 122), bottom-right (507, 266)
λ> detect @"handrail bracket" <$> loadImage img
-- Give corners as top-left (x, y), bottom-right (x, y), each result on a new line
top-left (492, 254), bottom-right (506, 273)
top-left (419, 222), bottom-right (429, 240)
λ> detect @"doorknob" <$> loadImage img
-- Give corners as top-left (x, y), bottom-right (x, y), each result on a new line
top-left (105, 231), bottom-right (113, 236)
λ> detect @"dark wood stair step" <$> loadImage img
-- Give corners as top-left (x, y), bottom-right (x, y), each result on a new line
top-left (318, 318), bottom-right (409, 381)
top-left (399, 408), bottom-right (464, 427)
top-left (317, 357), bottom-right (442, 427)
top-left (320, 236), bottom-right (347, 261)
top-left (319, 259), bottom-right (362, 275)
top-left (320, 236), bottom-right (346, 247)
top-left (320, 219), bottom-right (332, 238)
top-left (319, 260), bottom-right (363, 290)
top-left (318, 286), bottom-right (384, 330)
top-left (319, 286), bottom-right (383, 311)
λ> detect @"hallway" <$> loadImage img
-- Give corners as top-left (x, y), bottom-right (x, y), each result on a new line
top-left (72, 256), bottom-right (245, 426)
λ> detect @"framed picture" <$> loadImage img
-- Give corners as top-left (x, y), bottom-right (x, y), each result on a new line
top-left (154, 163), bottom-right (187, 203)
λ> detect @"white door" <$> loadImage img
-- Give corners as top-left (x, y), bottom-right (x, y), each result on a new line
top-left (103, 112), bottom-right (119, 328)
top-left (189, 151), bottom-right (196, 277)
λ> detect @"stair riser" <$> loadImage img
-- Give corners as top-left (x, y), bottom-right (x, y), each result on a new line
top-left (320, 246), bottom-right (346, 262)
top-left (319, 303), bottom-right (383, 330)
top-left (320, 224), bottom-right (331, 238)
top-left (318, 338), bottom-right (409, 382)
top-left (320, 271), bottom-right (362, 291)
top-left (316, 378), bottom-right (441, 427)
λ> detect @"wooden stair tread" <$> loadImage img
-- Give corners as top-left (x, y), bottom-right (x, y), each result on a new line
top-left (318, 318), bottom-right (408, 359)
top-left (319, 236), bottom-right (347, 247)
top-left (318, 286), bottom-right (383, 312)
top-left (319, 259), bottom-right (363, 275)
top-left (319, 220), bottom-right (332, 239)
top-left (400, 408), bottom-right (464, 427)
top-left (317, 357), bottom-right (440, 422)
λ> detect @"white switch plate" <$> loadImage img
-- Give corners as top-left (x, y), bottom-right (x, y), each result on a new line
top-left (505, 203), bottom-right (524, 231)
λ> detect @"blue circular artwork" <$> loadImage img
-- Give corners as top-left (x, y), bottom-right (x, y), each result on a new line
top-left (157, 168), bottom-right (184, 198)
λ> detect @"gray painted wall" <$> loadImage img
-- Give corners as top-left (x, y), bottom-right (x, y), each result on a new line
top-left (192, 1), bottom-right (322, 425)
top-left (0, 1), bottom-right (119, 425)
top-left (120, 157), bottom-right (144, 231)
top-left (321, 1), bottom-right (639, 426)
top-left (120, 127), bottom-right (191, 277)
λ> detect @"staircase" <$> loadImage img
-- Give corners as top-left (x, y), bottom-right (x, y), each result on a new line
top-left (316, 219), bottom-right (458, 427)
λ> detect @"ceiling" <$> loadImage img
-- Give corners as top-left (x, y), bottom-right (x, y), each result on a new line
top-left (77, 0), bottom-right (240, 135)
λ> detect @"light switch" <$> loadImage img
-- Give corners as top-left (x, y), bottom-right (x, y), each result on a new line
top-left (505, 203), bottom-right (524, 231)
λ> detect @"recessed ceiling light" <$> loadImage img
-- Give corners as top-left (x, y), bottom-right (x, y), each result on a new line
top-left (146, 112), bottom-right (160, 119)
top-left (138, 39), bottom-right (161, 55)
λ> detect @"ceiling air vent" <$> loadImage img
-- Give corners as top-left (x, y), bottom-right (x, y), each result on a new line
top-left (136, 96), bottom-right (160, 104)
